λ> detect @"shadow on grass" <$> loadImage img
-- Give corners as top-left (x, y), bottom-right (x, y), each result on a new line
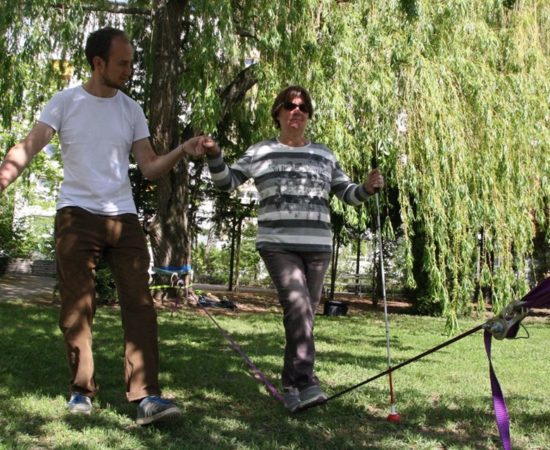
top-left (0, 300), bottom-right (524, 449)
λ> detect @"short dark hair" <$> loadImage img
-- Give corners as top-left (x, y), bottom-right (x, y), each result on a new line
top-left (270, 85), bottom-right (314, 128)
top-left (85, 27), bottom-right (129, 71)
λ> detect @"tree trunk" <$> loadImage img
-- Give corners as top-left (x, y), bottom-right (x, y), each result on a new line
top-left (147, 1), bottom-right (191, 289)
top-left (532, 222), bottom-right (550, 283)
top-left (228, 217), bottom-right (237, 291)
top-left (371, 240), bottom-right (379, 306)
top-left (355, 234), bottom-right (361, 295)
top-left (234, 218), bottom-right (243, 291)
top-left (329, 231), bottom-right (341, 301)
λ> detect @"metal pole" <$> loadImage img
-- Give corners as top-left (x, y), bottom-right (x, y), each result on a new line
top-left (374, 176), bottom-right (400, 422)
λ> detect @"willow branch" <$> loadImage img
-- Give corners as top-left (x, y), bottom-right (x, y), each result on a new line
top-left (51, 3), bottom-right (152, 16)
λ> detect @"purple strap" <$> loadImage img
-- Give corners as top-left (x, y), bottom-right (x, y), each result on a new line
top-left (199, 305), bottom-right (284, 403)
top-left (484, 330), bottom-right (512, 450)
top-left (483, 277), bottom-right (550, 449)
top-left (505, 277), bottom-right (550, 339)
top-left (519, 277), bottom-right (550, 309)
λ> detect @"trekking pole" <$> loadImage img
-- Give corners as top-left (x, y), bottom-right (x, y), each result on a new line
top-left (372, 151), bottom-right (400, 423)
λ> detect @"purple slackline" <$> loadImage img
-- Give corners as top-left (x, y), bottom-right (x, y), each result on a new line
top-left (484, 330), bottom-right (512, 450)
top-left (198, 304), bottom-right (284, 403)
top-left (484, 277), bottom-right (550, 450)
top-left (517, 277), bottom-right (550, 310)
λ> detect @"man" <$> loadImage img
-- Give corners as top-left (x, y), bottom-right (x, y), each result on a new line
top-left (0, 27), bottom-right (201, 425)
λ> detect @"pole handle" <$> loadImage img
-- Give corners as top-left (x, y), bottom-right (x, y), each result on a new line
top-left (371, 155), bottom-right (378, 169)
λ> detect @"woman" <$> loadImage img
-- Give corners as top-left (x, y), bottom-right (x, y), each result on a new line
top-left (200, 85), bottom-right (384, 412)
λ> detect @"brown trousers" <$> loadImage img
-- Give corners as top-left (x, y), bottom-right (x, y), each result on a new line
top-left (259, 248), bottom-right (331, 391)
top-left (55, 207), bottom-right (160, 402)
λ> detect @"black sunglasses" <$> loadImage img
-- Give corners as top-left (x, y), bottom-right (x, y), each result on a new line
top-left (282, 101), bottom-right (309, 113)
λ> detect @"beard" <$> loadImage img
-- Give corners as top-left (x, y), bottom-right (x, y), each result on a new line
top-left (102, 74), bottom-right (126, 90)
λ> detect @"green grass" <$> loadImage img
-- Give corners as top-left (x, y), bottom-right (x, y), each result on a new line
top-left (0, 299), bottom-right (549, 449)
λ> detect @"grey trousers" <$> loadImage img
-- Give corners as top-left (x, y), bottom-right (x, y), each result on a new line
top-left (259, 248), bottom-right (331, 391)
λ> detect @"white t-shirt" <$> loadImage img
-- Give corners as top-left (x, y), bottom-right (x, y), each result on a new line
top-left (39, 85), bottom-right (150, 215)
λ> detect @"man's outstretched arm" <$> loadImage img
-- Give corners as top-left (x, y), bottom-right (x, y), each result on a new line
top-left (0, 122), bottom-right (56, 193)
top-left (132, 136), bottom-right (205, 181)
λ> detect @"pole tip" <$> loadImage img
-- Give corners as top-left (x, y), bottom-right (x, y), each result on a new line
top-left (387, 412), bottom-right (401, 423)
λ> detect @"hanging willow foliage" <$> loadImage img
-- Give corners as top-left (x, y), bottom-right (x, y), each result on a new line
top-left (394, 0), bottom-right (550, 330)
top-left (247, 0), bottom-right (550, 331)
top-left (303, 0), bottom-right (550, 331)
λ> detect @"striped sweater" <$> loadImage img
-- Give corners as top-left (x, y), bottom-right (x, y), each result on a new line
top-left (207, 138), bottom-right (371, 252)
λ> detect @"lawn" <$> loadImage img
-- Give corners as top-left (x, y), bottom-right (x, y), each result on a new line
top-left (0, 296), bottom-right (549, 449)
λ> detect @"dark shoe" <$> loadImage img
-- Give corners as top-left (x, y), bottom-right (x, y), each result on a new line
top-left (283, 388), bottom-right (301, 413)
top-left (297, 385), bottom-right (328, 410)
top-left (67, 393), bottom-right (92, 415)
top-left (136, 396), bottom-right (181, 425)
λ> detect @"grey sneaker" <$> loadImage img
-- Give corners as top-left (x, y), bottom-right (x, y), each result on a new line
top-left (283, 388), bottom-right (301, 413)
top-left (67, 393), bottom-right (92, 415)
top-left (136, 396), bottom-right (181, 425)
top-left (298, 385), bottom-right (328, 410)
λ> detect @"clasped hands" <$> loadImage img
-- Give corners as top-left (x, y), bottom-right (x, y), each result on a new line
top-left (178, 136), bottom-right (220, 159)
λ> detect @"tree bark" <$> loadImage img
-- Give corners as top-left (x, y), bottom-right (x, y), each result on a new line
top-left (355, 233), bottom-right (361, 295)
top-left (146, 4), bottom-right (258, 292)
top-left (228, 217), bottom-right (237, 291)
top-left (147, 1), bottom-right (190, 282)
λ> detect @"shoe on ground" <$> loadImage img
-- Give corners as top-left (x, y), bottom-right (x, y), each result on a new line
top-left (283, 388), bottom-right (301, 413)
top-left (297, 385), bottom-right (328, 410)
top-left (136, 396), bottom-right (181, 425)
top-left (67, 393), bottom-right (92, 415)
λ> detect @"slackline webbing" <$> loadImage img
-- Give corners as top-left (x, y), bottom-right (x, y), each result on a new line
top-left (197, 302), bottom-right (284, 403)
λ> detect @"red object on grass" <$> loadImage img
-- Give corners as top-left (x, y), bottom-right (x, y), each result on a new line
top-left (387, 412), bottom-right (401, 423)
